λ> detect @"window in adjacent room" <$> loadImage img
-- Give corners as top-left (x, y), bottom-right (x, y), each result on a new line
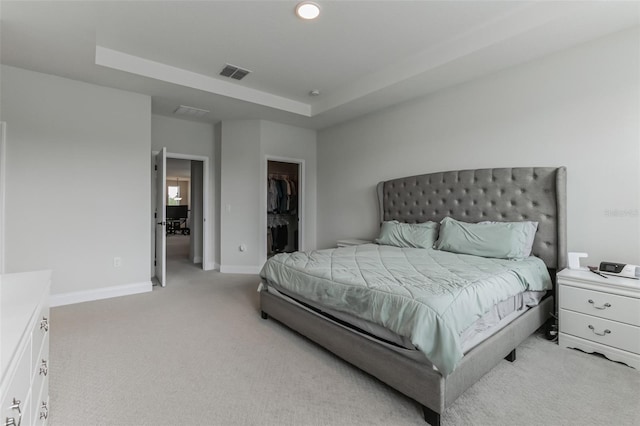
top-left (167, 186), bottom-right (180, 205)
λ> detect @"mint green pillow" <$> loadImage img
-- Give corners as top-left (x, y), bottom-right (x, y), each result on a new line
top-left (375, 220), bottom-right (439, 249)
top-left (435, 217), bottom-right (538, 259)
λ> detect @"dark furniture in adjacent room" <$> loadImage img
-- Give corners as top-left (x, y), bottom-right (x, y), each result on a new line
top-left (166, 205), bottom-right (190, 235)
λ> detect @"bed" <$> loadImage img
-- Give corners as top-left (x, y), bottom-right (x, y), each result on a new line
top-left (259, 167), bottom-right (567, 425)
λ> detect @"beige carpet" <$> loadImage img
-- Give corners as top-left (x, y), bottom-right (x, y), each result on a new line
top-left (49, 237), bottom-right (640, 425)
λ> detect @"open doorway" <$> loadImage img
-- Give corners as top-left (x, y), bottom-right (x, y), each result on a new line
top-left (165, 158), bottom-right (193, 266)
top-left (153, 150), bottom-right (210, 287)
top-left (264, 157), bottom-right (304, 266)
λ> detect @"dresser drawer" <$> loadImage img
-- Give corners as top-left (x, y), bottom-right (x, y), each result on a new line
top-left (559, 284), bottom-right (640, 326)
top-left (32, 376), bottom-right (49, 426)
top-left (34, 396), bottom-right (49, 426)
top-left (2, 390), bottom-right (31, 426)
top-left (1, 270), bottom-right (51, 426)
top-left (31, 332), bottom-right (49, 406)
top-left (560, 309), bottom-right (640, 354)
top-left (31, 306), bottom-right (50, 374)
top-left (1, 339), bottom-right (31, 426)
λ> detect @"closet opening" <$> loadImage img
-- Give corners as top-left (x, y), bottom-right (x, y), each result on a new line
top-left (267, 160), bottom-right (301, 258)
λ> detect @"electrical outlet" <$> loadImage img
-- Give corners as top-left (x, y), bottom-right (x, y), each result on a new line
top-left (113, 257), bottom-right (122, 268)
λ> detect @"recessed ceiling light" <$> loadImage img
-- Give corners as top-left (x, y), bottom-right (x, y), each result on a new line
top-left (309, 89), bottom-right (320, 96)
top-left (295, 2), bottom-right (320, 20)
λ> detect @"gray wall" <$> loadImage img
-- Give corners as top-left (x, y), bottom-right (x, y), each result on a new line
top-left (1, 65), bottom-right (152, 295)
top-left (219, 120), bottom-right (317, 272)
top-left (260, 120), bottom-right (317, 261)
top-left (214, 123), bottom-right (222, 267)
top-left (151, 114), bottom-right (215, 269)
top-left (317, 28), bottom-right (640, 265)
top-left (219, 120), bottom-right (262, 272)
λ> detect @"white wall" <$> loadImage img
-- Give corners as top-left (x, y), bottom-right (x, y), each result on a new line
top-left (214, 123), bottom-right (222, 267)
top-left (152, 114), bottom-right (215, 158)
top-left (0, 121), bottom-right (6, 274)
top-left (219, 120), bottom-right (317, 273)
top-left (260, 120), bottom-right (317, 261)
top-left (151, 114), bottom-right (215, 269)
top-left (317, 28), bottom-right (640, 265)
top-left (219, 120), bottom-right (262, 272)
top-left (0, 65), bottom-right (152, 296)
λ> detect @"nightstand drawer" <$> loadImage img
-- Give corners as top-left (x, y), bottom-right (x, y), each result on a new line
top-left (560, 309), bottom-right (640, 354)
top-left (560, 285), bottom-right (640, 326)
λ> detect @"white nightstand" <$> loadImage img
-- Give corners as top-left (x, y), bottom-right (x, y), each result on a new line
top-left (336, 239), bottom-right (372, 248)
top-left (557, 268), bottom-right (640, 369)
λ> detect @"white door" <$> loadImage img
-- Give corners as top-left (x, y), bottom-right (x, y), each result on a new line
top-left (155, 147), bottom-right (167, 286)
top-left (0, 122), bottom-right (6, 274)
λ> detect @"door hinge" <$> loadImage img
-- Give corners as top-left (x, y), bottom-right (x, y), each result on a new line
top-left (155, 165), bottom-right (158, 171)
top-left (154, 212), bottom-right (157, 219)
top-left (154, 260), bottom-right (157, 266)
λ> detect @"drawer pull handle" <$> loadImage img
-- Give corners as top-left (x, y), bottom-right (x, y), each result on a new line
top-left (6, 398), bottom-right (22, 426)
top-left (588, 299), bottom-right (611, 310)
top-left (588, 325), bottom-right (611, 336)
top-left (40, 359), bottom-right (48, 376)
top-left (39, 401), bottom-right (49, 420)
top-left (40, 317), bottom-right (49, 332)
top-left (10, 399), bottom-right (21, 415)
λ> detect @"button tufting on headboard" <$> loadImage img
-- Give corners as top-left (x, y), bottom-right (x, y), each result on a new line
top-left (377, 167), bottom-right (567, 270)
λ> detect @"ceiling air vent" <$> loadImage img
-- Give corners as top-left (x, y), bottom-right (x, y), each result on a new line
top-left (220, 64), bottom-right (251, 80)
top-left (173, 105), bottom-right (210, 118)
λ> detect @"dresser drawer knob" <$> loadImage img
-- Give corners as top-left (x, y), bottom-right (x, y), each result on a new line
top-left (40, 359), bottom-right (48, 376)
top-left (588, 324), bottom-right (611, 336)
top-left (587, 299), bottom-right (611, 310)
top-left (39, 401), bottom-right (49, 420)
top-left (9, 398), bottom-right (21, 415)
top-left (40, 316), bottom-right (49, 332)
top-left (5, 398), bottom-right (22, 426)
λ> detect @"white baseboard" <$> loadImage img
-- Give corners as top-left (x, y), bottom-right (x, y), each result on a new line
top-left (204, 261), bottom-right (219, 271)
top-left (50, 281), bottom-right (152, 307)
top-left (219, 264), bottom-right (260, 274)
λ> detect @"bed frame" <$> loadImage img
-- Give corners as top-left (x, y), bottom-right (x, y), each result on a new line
top-left (260, 167), bottom-right (567, 425)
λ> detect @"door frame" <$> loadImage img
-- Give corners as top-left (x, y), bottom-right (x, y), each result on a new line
top-left (262, 155), bottom-right (305, 266)
top-left (152, 151), bottom-right (211, 273)
top-left (0, 122), bottom-right (6, 273)
top-left (154, 148), bottom-right (167, 286)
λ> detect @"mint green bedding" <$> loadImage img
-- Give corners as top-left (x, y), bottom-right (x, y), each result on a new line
top-left (259, 244), bottom-right (552, 375)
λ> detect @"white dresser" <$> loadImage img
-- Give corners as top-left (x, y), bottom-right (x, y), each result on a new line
top-left (558, 268), bottom-right (640, 369)
top-left (1, 270), bottom-right (52, 426)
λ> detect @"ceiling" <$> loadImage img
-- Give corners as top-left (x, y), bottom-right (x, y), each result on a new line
top-left (166, 158), bottom-right (191, 179)
top-left (1, 1), bottom-right (638, 130)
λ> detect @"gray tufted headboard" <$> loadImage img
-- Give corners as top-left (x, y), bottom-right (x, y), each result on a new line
top-left (376, 167), bottom-right (567, 271)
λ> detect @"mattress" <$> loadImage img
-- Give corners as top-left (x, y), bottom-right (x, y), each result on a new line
top-left (260, 244), bottom-right (552, 375)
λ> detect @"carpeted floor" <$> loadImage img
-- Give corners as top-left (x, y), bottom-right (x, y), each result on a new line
top-left (49, 236), bottom-right (640, 425)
